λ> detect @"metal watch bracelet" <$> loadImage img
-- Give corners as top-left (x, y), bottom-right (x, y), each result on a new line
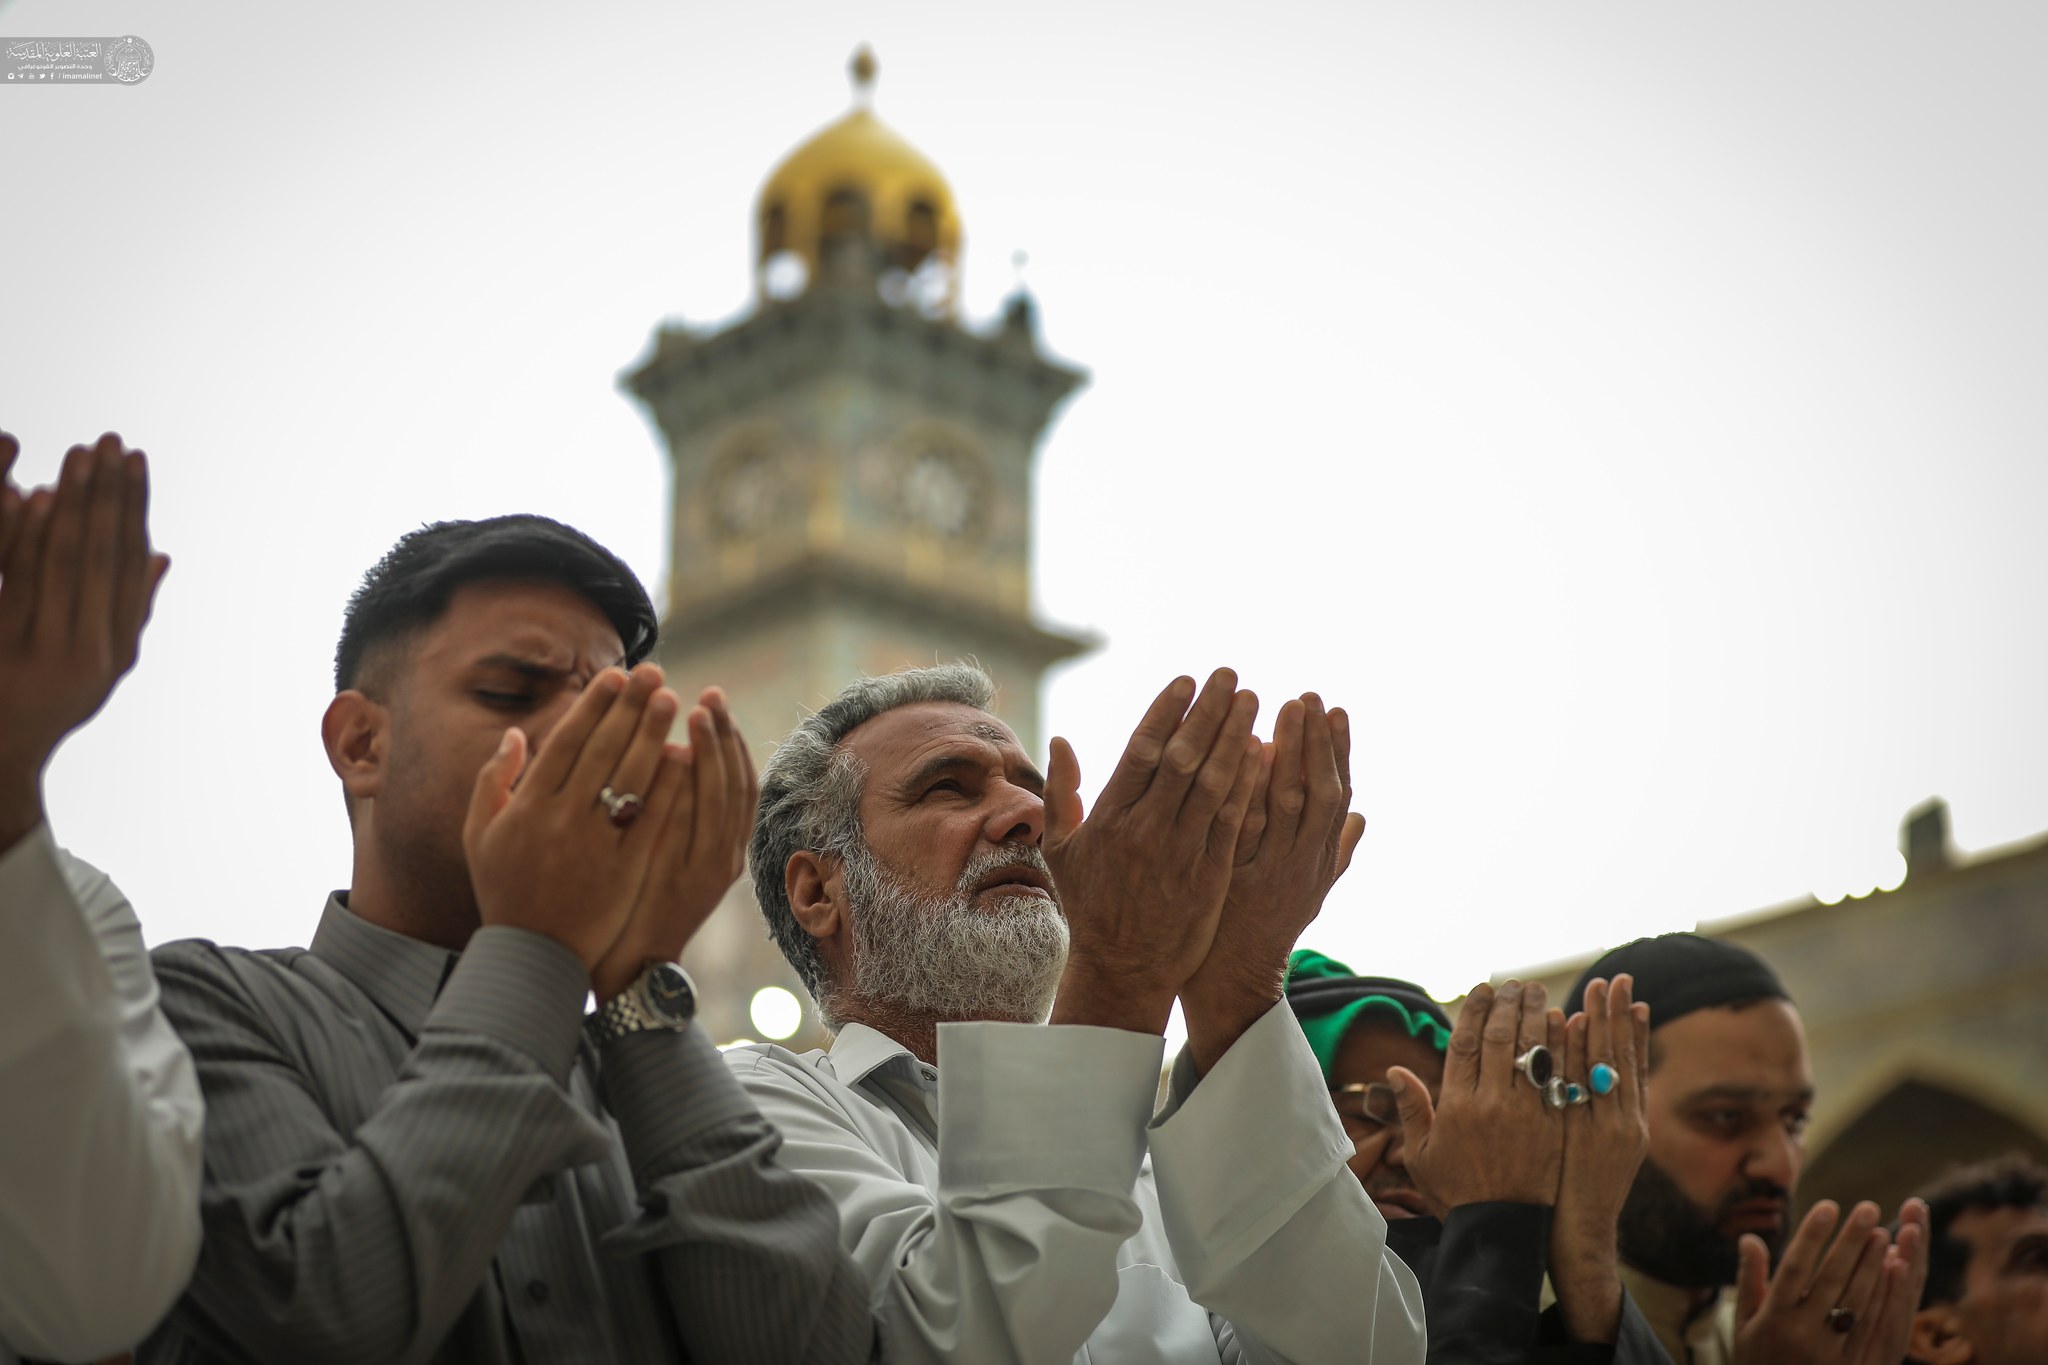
top-left (585, 961), bottom-right (696, 1046)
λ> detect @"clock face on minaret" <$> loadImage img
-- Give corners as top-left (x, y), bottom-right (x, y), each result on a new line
top-left (707, 445), bottom-right (802, 541)
top-left (899, 440), bottom-right (984, 538)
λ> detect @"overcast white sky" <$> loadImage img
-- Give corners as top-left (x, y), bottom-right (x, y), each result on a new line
top-left (3, 1), bottom-right (2044, 999)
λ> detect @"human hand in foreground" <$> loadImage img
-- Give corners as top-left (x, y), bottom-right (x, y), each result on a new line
top-left (464, 661), bottom-right (685, 974)
top-left (1180, 693), bottom-right (1365, 1071)
top-left (590, 686), bottom-right (758, 1003)
top-left (0, 431), bottom-right (170, 851)
top-left (1733, 1195), bottom-right (1930, 1364)
top-left (1045, 669), bottom-right (1261, 1037)
top-left (1390, 979), bottom-right (1566, 1212)
top-left (1548, 975), bottom-right (1652, 1344)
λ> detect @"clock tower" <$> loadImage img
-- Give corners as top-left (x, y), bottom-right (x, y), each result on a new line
top-left (624, 48), bottom-right (1091, 1046)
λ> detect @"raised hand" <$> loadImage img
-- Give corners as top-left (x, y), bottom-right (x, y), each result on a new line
top-left (1045, 669), bottom-right (1261, 1037)
top-left (462, 662), bottom-right (685, 974)
top-left (590, 686), bottom-right (760, 1003)
top-left (1388, 979), bottom-right (1566, 1212)
top-left (0, 431), bottom-right (171, 851)
top-left (1549, 976), bottom-right (1653, 1344)
top-left (1733, 1193), bottom-right (1930, 1364)
top-left (1181, 693), bottom-right (1366, 1069)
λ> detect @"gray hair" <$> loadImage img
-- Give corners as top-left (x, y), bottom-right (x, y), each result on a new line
top-left (750, 663), bottom-right (999, 1007)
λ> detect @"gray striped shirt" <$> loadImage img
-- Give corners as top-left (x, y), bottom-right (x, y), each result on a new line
top-left (139, 896), bottom-right (882, 1365)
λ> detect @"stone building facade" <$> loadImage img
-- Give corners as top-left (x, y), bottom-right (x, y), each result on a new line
top-left (1526, 798), bottom-right (2048, 1214)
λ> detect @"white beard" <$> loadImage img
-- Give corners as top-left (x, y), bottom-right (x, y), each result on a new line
top-left (839, 839), bottom-right (1069, 1025)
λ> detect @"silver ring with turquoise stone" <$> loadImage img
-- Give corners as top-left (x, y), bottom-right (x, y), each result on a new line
top-left (1589, 1062), bottom-right (1618, 1096)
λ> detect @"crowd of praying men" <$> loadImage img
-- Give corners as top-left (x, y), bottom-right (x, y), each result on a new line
top-left (3, 431), bottom-right (2042, 1365)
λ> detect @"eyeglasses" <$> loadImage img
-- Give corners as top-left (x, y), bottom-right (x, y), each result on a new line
top-left (1330, 1082), bottom-right (1403, 1130)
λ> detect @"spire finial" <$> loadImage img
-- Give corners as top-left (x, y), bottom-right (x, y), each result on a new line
top-left (850, 45), bottom-right (877, 106)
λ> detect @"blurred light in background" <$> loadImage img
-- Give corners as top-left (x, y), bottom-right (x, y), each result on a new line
top-left (750, 986), bottom-right (804, 1041)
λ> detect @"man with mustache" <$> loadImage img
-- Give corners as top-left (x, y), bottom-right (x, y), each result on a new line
top-left (1283, 955), bottom-right (1452, 1221)
top-left (1569, 933), bottom-right (1927, 1365)
top-left (728, 663), bottom-right (1427, 1363)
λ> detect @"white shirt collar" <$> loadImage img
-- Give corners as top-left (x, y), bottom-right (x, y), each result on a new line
top-left (828, 1021), bottom-right (929, 1087)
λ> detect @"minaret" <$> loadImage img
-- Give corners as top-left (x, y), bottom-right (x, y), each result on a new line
top-left (624, 48), bottom-right (1091, 1047)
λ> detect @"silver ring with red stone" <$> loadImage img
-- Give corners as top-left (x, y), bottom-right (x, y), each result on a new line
top-left (1826, 1307), bottom-right (1855, 1334)
top-left (598, 786), bottom-right (643, 829)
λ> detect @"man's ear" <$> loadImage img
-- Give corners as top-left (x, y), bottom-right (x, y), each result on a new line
top-left (786, 850), bottom-right (847, 941)
top-left (1909, 1305), bottom-right (1973, 1365)
top-left (322, 691), bottom-right (388, 807)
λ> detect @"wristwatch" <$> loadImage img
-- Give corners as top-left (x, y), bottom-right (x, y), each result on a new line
top-left (586, 961), bottom-right (698, 1045)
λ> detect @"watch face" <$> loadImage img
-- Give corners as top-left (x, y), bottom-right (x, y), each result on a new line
top-left (643, 963), bottom-right (696, 1025)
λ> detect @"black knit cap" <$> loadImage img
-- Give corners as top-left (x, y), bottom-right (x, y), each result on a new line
top-left (1565, 932), bottom-right (1789, 1030)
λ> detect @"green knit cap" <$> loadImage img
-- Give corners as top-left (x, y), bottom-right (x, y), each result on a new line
top-left (1284, 949), bottom-right (1452, 1083)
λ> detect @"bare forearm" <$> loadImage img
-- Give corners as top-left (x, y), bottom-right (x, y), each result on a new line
top-left (1548, 1229), bottom-right (1624, 1345)
top-left (1179, 976), bottom-right (1282, 1075)
top-left (1178, 917), bottom-right (1292, 1074)
top-left (1049, 958), bottom-right (1175, 1037)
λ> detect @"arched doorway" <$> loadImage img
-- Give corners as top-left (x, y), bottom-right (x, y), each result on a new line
top-left (1801, 1079), bottom-right (2048, 1216)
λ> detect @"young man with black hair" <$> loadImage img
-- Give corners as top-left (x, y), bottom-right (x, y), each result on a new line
top-left (1906, 1154), bottom-right (2048, 1365)
top-left (142, 515), bottom-right (880, 1364)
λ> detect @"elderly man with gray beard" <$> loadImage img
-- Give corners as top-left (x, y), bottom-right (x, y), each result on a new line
top-left (725, 663), bottom-right (1428, 1365)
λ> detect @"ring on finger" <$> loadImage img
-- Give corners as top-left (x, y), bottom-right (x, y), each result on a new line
top-left (1589, 1062), bottom-right (1618, 1096)
top-left (1541, 1077), bottom-right (1576, 1110)
top-left (1515, 1044), bottom-right (1556, 1091)
top-left (598, 785), bottom-right (643, 829)
top-left (1826, 1307), bottom-right (1855, 1334)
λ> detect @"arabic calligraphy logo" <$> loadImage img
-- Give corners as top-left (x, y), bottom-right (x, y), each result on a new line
top-left (103, 34), bottom-right (151, 84)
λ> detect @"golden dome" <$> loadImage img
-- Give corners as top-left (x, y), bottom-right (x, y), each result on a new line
top-left (755, 47), bottom-right (962, 313)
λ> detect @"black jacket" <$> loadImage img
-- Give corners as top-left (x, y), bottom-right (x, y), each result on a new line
top-left (1384, 1203), bottom-right (1675, 1365)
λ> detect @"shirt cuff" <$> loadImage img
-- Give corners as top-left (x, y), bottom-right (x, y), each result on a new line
top-left (421, 926), bottom-right (590, 1083)
top-left (1148, 999), bottom-right (1356, 1246)
top-left (935, 1020), bottom-right (1162, 1194)
top-left (599, 1025), bottom-right (763, 1187)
